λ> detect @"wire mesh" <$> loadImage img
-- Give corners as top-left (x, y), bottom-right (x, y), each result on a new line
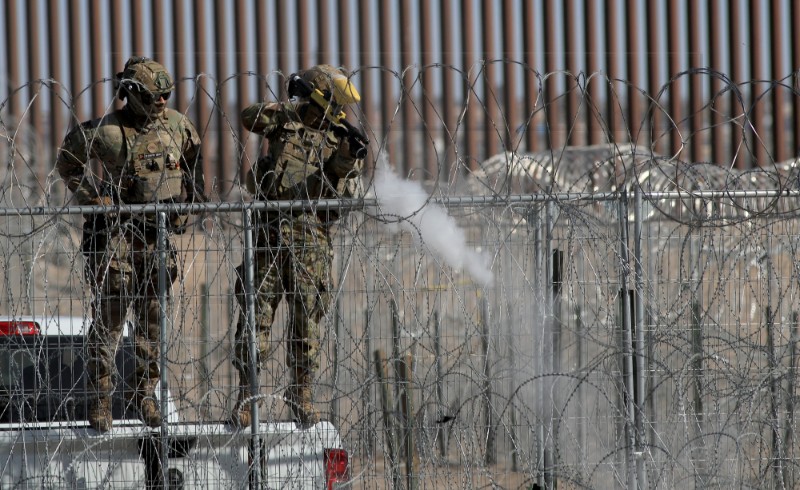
top-left (2, 66), bottom-right (800, 488)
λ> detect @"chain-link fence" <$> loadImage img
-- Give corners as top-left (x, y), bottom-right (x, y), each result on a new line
top-left (4, 64), bottom-right (800, 488)
top-left (2, 179), bottom-right (800, 488)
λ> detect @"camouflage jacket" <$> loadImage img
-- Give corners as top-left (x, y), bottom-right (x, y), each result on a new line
top-left (57, 107), bottom-right (204, 206)
top-left (241, 101), bottom-right (363, 206)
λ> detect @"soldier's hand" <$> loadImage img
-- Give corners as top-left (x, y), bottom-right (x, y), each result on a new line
top-left (169, 213), bottom-right (189, 235)
top-left (86, 196), bottom-right (114, 207)
top-left (83, 196), bottom-right (114, 230)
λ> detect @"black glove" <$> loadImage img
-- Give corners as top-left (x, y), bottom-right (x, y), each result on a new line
top-left (334, 119), bottom-right (369, 159)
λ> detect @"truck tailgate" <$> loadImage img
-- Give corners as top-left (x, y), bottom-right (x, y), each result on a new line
top-left (0, 420), bottom-right (344, 489)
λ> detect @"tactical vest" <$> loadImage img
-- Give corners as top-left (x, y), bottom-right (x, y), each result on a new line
top-left (254, 120), bottom-right (339, 201)
top-left (116, 122), bottom-right (184, 203)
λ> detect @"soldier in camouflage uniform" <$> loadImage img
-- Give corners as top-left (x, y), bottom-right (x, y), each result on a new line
top-left (230, 64), bottom-right (367, 428)
top-left (57, 57), bottom-right (204, 432)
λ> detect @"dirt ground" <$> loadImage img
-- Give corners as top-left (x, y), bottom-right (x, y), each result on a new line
top-left (347, 455), bottom-right (545, 489)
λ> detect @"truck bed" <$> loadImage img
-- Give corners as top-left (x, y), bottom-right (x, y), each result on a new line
top-left (0, 419), bottom-right (344, 489)
top-left (0, 322), bottom-right (349, 489)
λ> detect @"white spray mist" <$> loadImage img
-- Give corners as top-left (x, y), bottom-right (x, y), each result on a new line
top-left (370, 158), bottom-right (494, 286)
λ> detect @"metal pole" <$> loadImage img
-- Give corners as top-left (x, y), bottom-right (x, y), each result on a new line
top-left (532, 208), bottom-right (545, 488)
top-left (633, 186), bottom-right (648, 489)
top-left (157, 211), bottom-right (169, 487)
top-left (402, 353), bottom-right (418, 490)
top-left (375, 349), bottom-right (401, 490)
top-left (331, 297), bottom-right (341, 424)
top-left (618, 193), bottom-right (637, 489)
top-left (481, 295), bottom-right (495, 465)
top-left (200, 283), bottom-right (211, 418)
top-left (364, 308), bottom-right (375, 458)
top-left (242, 207), bottom-right (261, 488)
top-left (543, 201), bottom-right (554, 488)
top-left (434, 310), bottom-right (446, 459)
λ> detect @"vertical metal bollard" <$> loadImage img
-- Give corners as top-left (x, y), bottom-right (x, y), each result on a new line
top-left (242, 207), bottom-right (261, 488)
top-left (617, 193), bottom-right (637, 489)
top-left (157, 211), bottom-right (170, 487)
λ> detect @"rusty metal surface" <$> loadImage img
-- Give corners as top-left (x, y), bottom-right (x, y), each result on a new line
top-left (481, 0), bottom-right (500, 160)
top-left (420, 0), bottom-right (439, 180)
top-left (214, 0), bottom-right (234, 196)
top-left (584, 0), bottom-right (601, 146)
top-left (131, 1), bottom-right (145, 55)
top-left (709, 0), bottom-right (725, 165)
top-left (2, 0), bottom-right (799, 196)
top-left (626, 0), bottom-right (642, 147)
top-left (46, 0), bottom-right (65, 159)
top-left (646, 0), bottom-right (663, 156)
top-left (89, 0), bottom-right (104, 119)
top-left (399, 0), bottom-right (416, 178)
top-left (730, 0), bottom-right (747, 169)
top-left (67, 0), bottom-right (84, 122)
top-left (25, 0), bottom-right (43, 160)
top-left (688, 0), bottom-right (704, 163)
top-left (193, 0), bottom-right (213, 196)
top-left (606, 1), bottom-right (624, 144)
top-left (378, 0), bottom-right (396, 170)
top-left (793, 1), bottom-right (800, 157)
top-left (461, 1), bottom-right (479, 171)
top-left (563, 0), bottom-right (580, 147)
top-left (770, 0), bottom-right (788, 163)
top-left (667, 0), bottom-right (683, 159)
top-left (750, 0), bottom-right (769, 168)
top-left (543, 0), bottom-right (559, 150)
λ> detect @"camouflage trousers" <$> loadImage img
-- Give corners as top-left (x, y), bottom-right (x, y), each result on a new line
top-left (233, 214), bottom-right (333, 385)
top-left (82, 218), bottom-right (178, 396)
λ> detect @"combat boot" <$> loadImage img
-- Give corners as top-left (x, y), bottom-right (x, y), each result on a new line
top-left (284, 382), bottom-right (320, 428)
top-left (229, 386), bottom-right (252, 428)
top-left (88, 375), bottom-right (113, 432)
top-left (88, 395), bottom-right (112, 432)
top-left (130, 380), bottom-right (162, 428)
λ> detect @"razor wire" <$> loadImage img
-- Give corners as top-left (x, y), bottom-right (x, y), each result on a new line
top-left (1, 66), bottom-right (800, 489)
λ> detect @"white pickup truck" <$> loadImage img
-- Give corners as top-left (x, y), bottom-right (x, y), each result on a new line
top-left (0, 315), bottom-right (350, 489)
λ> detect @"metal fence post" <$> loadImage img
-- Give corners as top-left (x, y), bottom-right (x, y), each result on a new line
top-left (375, 349), bottom-right (401, 490)
top-left (200, 283), bottom-right (211, 418)
top-left (543, 201), bottom-right (555, 488)
top-left (481, 295), bottom-right (495, 465)
top-left (433, 310), bottom-right (446, 459)
top-left (617, 193), bottom-right (637, 489)
top-left (331, 297), bottom-right (341, 424)
top-left (157, 211), bottom-right (170, 488)
top-left (633, 186), bottom-right (648, 489)
top-left (531, 206), bottom-right (546, 488)
top-left (242, 207), bottom-right (261, 488)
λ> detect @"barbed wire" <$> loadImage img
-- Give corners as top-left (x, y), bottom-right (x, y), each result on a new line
top-left (1, 66), bottom-right (800, 488)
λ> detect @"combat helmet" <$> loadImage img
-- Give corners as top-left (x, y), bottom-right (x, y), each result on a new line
top-left (114, 56), bottom-right (174, 103)
top-left (288, 64), bottom-right (360, 120)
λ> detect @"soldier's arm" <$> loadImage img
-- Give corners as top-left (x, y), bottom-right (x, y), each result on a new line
top-left (181, 122), bottom-right (206, 203)
top-left (240, 102), bottom-right (286, 136)
top-left (56, 123), bottom-right (102, 205)
top-left (326, 121), bottom-right (366, 179)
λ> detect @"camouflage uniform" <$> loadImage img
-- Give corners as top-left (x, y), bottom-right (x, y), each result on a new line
top-left (57, 57), bottom-right (204, 432)
top-left (231, 65), bottom-right (365, 427)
